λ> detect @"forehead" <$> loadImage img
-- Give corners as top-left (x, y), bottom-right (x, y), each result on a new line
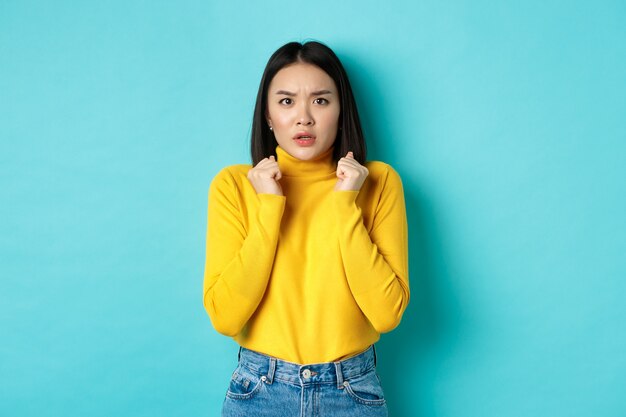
top-left (269, 62), bottom-right (337, 92)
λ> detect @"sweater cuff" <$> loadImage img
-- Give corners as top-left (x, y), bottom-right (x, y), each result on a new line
top-left (331, 190), bottom-right (360, 207)
top-left (257, 193), bottom-right (287, 210)
top-left (255, 193), bottom-right (286, 231)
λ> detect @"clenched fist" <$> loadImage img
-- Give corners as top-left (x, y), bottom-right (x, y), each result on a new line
top-left (247, 155), bottom-right (284, 196)
top-left (334, 151), bottom-right (369, 191)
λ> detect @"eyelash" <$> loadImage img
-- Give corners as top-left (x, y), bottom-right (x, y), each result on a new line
top-left (278, 98), bottom-right (329, 105)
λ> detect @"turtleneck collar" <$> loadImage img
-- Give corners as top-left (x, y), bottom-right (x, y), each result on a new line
top-left (275, 145), bottom-right (336, 177)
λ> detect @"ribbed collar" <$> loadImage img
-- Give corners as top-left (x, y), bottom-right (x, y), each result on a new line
top-left (275, 145), bottom-right (336, 177)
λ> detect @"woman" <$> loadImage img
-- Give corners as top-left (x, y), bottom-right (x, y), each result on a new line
top-left (203, 40), bottom-right (410, 416)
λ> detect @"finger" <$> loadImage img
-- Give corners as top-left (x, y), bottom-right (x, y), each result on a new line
top-left (268, 162), bottom-right (282, 180)
top-left (256, 155), bottom-right (277, 168)
top-left (268, 155), bottom-right (281, 166)
top-left (258, 156), bottom-right (273, 166)
top-left (338, 158), bottom-right (359, 169)
top-left (254, 157), bottom-right (271, 167)
top-left (271, 168), bottom-right (282, 179)
top-left (336, 164), bottom-right (355, 176)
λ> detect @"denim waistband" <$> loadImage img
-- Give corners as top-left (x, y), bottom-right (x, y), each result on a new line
top-left (236, 345), bottom-right (378, 389)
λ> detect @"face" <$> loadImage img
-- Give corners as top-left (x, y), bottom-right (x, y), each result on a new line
top-left (266, 62), bottom-right (340, 161)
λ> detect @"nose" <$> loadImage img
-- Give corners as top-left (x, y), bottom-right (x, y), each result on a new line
top-left (297, 104), bottom-right (314, 126)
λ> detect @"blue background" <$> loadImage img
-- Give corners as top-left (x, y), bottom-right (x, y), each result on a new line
top-left (1, 1), bottom-right (625, 416)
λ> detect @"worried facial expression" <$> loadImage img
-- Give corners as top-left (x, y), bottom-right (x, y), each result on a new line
top-left (266, 62), bottom-right (341, 161)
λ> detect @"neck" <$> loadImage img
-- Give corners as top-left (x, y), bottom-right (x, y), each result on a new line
top-left (275, 145), bottom-right (336, 177)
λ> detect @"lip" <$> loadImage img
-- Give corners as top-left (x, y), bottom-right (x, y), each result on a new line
top-left (292, 131), bottom-right (316, 140)
top-left (293, 137), bottom-right (316, 147)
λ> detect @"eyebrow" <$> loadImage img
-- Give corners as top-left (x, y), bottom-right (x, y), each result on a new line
top-left (274, 89), bottom-right (334, 96)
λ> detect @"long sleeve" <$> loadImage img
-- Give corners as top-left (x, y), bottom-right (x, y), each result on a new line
top-left (202, 168), bottom-right (286, 336)
top-left (331, 165), bottom-right (410, 333)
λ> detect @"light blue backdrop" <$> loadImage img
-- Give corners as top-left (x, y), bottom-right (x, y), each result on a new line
top-left (1, 1), bottom-right (624, 416)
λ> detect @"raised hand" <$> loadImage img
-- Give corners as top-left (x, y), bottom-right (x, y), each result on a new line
top-left (247, 155), bottom-right (284, 195)
top-left (334, 151), bottom-right (369, 192)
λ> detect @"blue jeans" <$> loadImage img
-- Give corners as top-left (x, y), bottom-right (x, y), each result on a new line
top-left (221, 344), bottom-right (388, 417)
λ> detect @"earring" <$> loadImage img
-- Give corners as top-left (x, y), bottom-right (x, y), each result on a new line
top-left (269, 126), bottom-right (273, 131)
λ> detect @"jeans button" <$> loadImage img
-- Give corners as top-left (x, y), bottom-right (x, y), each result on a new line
top-left (302, 369), bottom-right (311, 379)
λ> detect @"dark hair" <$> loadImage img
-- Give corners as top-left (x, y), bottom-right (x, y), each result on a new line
top-left (250, 41), bottom-right (367, 166)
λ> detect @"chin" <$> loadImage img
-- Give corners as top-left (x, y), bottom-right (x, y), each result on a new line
top-left (297, 145), bottom-right (329, 158)
top-left (291, 149), bottom-right (318, 160)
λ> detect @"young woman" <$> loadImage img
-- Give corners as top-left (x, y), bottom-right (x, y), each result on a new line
top-left (203, 40), bottom-right (410, 417)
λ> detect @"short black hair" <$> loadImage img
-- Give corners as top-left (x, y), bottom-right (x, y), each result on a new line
top-left (250, 41), bottom-right (367, 166)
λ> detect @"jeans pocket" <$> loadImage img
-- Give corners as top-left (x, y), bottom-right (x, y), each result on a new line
top-left (343, 369), bottom-right (386, 406)
top-left (225, 364), bottom-right (264, 400)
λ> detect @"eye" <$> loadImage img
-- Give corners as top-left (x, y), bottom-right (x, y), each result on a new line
top-left (279, 98), bottom-right (293, 105)
top-left (314, 98), bottom-right (329, 105)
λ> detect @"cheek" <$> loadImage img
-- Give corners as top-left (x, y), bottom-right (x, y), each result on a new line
top-left (322, 109), bottom-right (341, 130)
top-left (269, 110), bottom-right (295, 129)
top-left (327, 103), bottom-right (341, 123)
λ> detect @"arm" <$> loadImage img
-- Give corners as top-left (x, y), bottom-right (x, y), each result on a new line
top-left (202, 168), bottom-right (286, 336)
top-left (331, 165), bottom-right (410, 333)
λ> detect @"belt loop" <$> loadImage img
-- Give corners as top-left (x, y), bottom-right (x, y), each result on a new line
top-left (373, 344), bottom-right (377, 367)
top-left (267, 357), bottom-right (276, 384)
top-left (334, 361), bottom-right (344, 389)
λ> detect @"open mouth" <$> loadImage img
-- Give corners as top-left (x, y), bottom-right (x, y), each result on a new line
top-left (293, 133), bottom-right (316, 146)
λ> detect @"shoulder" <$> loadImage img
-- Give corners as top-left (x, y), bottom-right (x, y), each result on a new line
top-left (209, 164), bottom-right (253, 194)
top-left (364, 160), bottom-right (404, 190)
top-left (210, 164), bottom-right (252, 183)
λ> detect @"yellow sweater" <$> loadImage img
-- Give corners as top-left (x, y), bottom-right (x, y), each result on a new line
top-left (203, 144), bottom-right (409, 364)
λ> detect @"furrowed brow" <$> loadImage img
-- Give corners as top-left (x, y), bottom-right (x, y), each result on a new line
top-left (274, 89), bottom-right (334, 96)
